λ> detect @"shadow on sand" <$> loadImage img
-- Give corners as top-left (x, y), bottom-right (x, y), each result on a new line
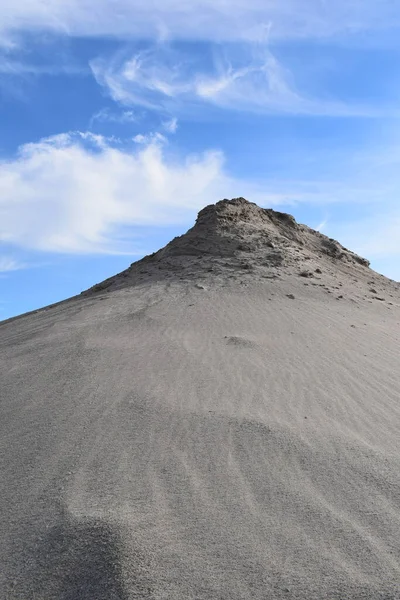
top-left (9, 509), bottom-right (129, 600)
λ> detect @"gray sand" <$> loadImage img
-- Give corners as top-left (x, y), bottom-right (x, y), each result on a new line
top-left (1, 198), bottom-right (399, 599)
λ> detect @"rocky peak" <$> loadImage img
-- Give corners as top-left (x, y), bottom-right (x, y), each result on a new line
top-left (87, 198), bottom-right (371, 294)
top-left (156, 198), bottom-right (368, 266)
top-left (195, 197), bottom-right (297, 234)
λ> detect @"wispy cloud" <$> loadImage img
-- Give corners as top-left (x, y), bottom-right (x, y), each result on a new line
top-left (3, 2), bottom-right (400, 120)
top-left (89, 107), bottom-right (138, 128)
top-left (1, 1), bottom-right (400, 43)
top-left (91, 44), bottom-right (396, 118)
top-left (162, 117), bottom-right (178, 133)
top-left (0, 56), bottom-right (88, 76)
top-left (0, 51), bottom-right (86, 100)
top-left (316, 218), bottom-right (328, 232)
top-left (133, 132), bottom-right (167, 145)
top-left (0, 257), bottom-right (24, 272)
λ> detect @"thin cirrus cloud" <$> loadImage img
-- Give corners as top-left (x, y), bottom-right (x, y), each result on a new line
top-left (2, 2), bottom-right (399, 119)
top-left (0, 257), bottom-right (24, 272)
top-left (90, 45), bottom-right (395, 118)
top-left (89, 108), bottom-right (138, 128)
top-left (1, 0), bottom-right (399, 42)
top-left (0, 131), bottom-right (288, 255)
top-left (0, 58), bottom-right (88, 80)
top-left (162, 117), bottom-right (178, 134)
top-left (316, 218), bottom-right (328, 233)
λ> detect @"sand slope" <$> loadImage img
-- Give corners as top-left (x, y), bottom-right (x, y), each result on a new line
top-left (1, 199), bottom-right (399, 599)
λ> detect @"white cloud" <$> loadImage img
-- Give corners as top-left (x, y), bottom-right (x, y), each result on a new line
top-left (1, 130), bottom-right (399, 268)
top-left (91, 45), bottom-right (389, 117)
top-left (2, 2), bottom-right (398, 119)
top-left (316, 218), bottom-right (328, 232)
top-left (0, 257), bottom-right (24, 272)
top-left (133, 132), bottom-right (167, 145)
top-left (163, 117), bottom-right (178, 134)
top-left (1, 1), bottom-right (399, 43)
top-left (0, 131), bottom-right (286, 254)
top-left (0, 57), bottom-right (86, 76)
top-left (89, 107), bottom-right (138, 127)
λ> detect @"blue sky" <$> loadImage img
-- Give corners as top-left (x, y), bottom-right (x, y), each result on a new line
top-left (1, 0), bottom-right (400, 319)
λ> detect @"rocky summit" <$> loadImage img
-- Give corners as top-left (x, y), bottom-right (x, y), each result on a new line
top-left (87, 198), bottom-right (373, 296)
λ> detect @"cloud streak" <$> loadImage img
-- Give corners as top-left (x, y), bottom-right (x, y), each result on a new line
top-left (91, 44), bottom-right (392, 118)
top-left (0, 256), bottom-right (24, 272)
top-left (0, 57), bottom-right (87, 76)
top-left (1, 1), bottom-right (400, 43)
top-left (163, 117), bottom-right (178, 134)
top-left (89, 108), bottom-right (138, 128)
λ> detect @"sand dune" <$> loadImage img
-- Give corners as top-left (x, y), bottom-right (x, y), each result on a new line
top-left (1, 198), bottom-right (399, 599)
